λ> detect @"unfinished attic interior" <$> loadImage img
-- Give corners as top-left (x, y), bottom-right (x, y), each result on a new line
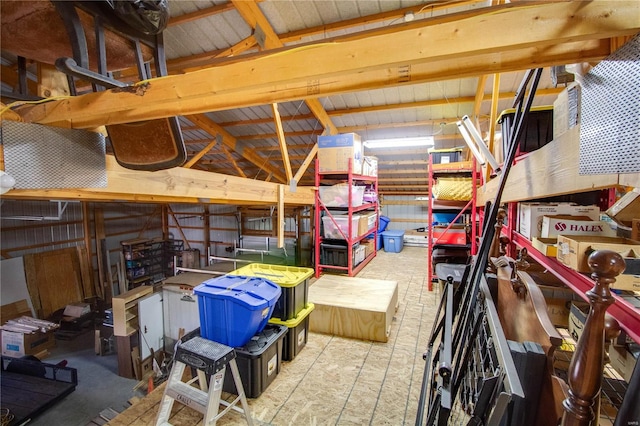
top-left (1, 1), bottom-right (640, 425)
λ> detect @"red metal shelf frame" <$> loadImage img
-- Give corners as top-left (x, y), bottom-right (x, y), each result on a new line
top-left (427, 155), bottom-right (479, 291)
top-left (503, 223), bottom-right (640, 344)
top-left (314, 159), bottom-right (379, 278)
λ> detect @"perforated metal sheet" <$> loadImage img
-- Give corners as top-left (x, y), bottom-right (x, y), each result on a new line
top-left (1, 121), bottom-right (107, 189)
top-left (579, 34), bottom-right (640, 175)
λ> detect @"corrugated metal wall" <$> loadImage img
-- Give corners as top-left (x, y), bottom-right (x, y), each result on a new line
top-left (380, 196), bottom-right (429, 232)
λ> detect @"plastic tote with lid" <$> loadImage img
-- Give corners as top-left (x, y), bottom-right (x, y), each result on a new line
top-left (194, 275), bottom-right (282, 347)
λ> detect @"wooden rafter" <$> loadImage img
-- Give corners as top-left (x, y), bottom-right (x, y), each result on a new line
top-left (18, 25), bottom-right (619, 128)
top-left (473, 75), bottom-right (488, 122)
top-left (231, 0), bottom-right (336, 131)
top-left (187, 114), bottom-right (286, 182)
top-left (220, 144), bottom-right (247, 178)
top-left (271, 103), bottom-right (293, 182)
top-left (184, 139), bottom-right (217, 169)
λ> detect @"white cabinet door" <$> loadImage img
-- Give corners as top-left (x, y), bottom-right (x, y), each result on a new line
top-left (138, 291), bottom-right (163, 360)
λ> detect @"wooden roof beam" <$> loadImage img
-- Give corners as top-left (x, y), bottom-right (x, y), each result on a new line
top-left (18, 2), bottom-right (637, 127)
top-left (2, 156), bottom-right (313, 205)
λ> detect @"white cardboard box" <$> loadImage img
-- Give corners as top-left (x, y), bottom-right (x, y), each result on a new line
top-left (518, 203), bottom-right (600, 240)
top-left (541, 215), bottom-right (616, 238)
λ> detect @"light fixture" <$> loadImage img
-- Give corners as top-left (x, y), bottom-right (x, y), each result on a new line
top-left (363, 136), bottom-right (434, 149)
top-left (457, 115), bottom-right (501, 173)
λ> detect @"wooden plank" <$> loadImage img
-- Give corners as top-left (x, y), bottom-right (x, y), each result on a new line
top-left (477, 126), bottom-right (619, 205)
top-left (22, 248), bottom-right (83, 319)
top-left (308, 275), bottom-right (398, 342)
top-left (1, 299), bottom-right (30, 323)
top-left (4, 155), bottom-right (314, 206)
top-left (76, 245), bottom-right (94, 299)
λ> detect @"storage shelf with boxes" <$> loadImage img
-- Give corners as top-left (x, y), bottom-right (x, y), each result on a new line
top-left (315, 132), bottom-right (379, 278)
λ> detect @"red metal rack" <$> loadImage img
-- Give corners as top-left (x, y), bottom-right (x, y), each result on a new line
top-left (427, 156), bottom-right (478, 291)
top-left (314, 159), bottom-right (379, 278)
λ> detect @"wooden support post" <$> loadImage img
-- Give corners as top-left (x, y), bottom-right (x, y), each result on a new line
top-left (277, 184), bottom-right (285, 249)
top-left (561, 250), bottom-right (625, 426)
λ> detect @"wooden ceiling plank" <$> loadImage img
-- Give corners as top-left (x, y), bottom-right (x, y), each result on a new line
top-left (278, 0), bottom-right (486, 44)
top-left (168, 3), bottom-right (237, 27)
top-left (271, 103), bottom-right (293, 182)
top-left (19, 2), bottom-right (634, 126)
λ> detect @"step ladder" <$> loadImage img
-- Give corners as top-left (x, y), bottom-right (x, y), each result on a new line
top-left (155, 336), bottom-right (253, 426)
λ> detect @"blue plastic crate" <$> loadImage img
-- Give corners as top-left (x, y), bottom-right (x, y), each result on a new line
top-left (194, 275), bottom-right (281, 347)
top-left (381, 230), bottom-right (405, 253)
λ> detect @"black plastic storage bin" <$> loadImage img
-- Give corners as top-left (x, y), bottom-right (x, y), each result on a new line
top-left (498, 105), bottom-right (553, 155)
top-left (269, 303), bottom-right (314, 361)
top-left (222, 323), bottom-right (288, 398)
top-left (430, 148), bottom-right (463, 164)
top-left (320, 241), bottom-right (358, 267)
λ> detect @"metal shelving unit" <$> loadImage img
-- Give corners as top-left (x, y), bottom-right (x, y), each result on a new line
top-left (427, 157), bottom-right (478, 291)
top-left (314, 159), bottom-right (378, 278)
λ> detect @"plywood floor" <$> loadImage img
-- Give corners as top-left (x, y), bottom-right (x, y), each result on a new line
top-left (109, 246), bottom-right (438, 425)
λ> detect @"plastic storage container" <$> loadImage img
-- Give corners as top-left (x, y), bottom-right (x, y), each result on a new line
top-left (319, 184), bottom-right (365, 207)
top-left (229, 263), bottom-right (313, 321)
top-left (320, 241), bottom-right (360, 267)
top-left (322, 214), bottom-right (360, 239)
top-left (379, 215), bottom-right (391, 232)
top-left (194, 275), bottom-right (281, 348)
top-left (498, 105), bottom-right (553, 155)
top-left (429, 148), bottom-right (463, 164)
top-left (381, 230), bottom-right (405, 253)
top-left (222, 323), bottom-right (288, 398)
top-left (269, 303), bottom-right (314, 361)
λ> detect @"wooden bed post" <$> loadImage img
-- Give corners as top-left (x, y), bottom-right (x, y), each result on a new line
top-left (561, 250), bottom-right (625, 426)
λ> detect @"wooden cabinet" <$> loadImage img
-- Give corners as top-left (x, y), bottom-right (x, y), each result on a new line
top-left (112, 285), bottom-right (153, 337)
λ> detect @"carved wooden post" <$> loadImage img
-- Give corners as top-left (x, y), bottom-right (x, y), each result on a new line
top-left (487, 208), bottom-right (507, 272)
top-left (561, 250), bottom-right (625, 426)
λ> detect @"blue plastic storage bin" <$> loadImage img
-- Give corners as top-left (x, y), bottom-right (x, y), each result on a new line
top-left (381, 230), bottom-right (405, 253)
top-left (379, 215), bottom-right (391, 232)
top-left (194, 275), bottom-right (282, 347)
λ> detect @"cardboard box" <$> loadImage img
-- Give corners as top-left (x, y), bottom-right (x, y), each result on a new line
top-left (556, 235), bottom-right (640, 291)
top-left (532, 237), bottom-right (558, 257)
top-left (361, 239), bottom-right (374, 259)
top-left (545, 298), bottom-right (571, 328)
top-left (358, 212), bottom-right (377, 236)
top-left (518, 203), bottom-right (600, 240)
top-left (608, 345), bottom-right (638, 383)
top-left (362, 156), bottom-right (378, 177)
top-left (1, 329), bottom-right (56, 358)
top-left (553, 83), bottom-right (580, 140)
top-left (606, 188), bottom-right (640, 228)
top-left (317, 133), bottom-right (363, 174)
top-left (541, 215), bottom-right (616, 238)
top-left (63, 302), bottom-right (91, 318)
top-left (568, 301), bottom-right (589, 342)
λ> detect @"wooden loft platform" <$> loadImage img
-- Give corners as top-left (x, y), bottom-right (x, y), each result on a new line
top-left (477, 126), bottom-right (640, 205)
top-left (2, 155), bottom-right (315, 205)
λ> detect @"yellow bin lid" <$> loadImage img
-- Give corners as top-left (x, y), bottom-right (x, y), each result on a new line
top-left (229, 263), bottom-right (313, 288)
top-left (269, 303), bottom-right (315, 327)
top-left (497, 105), bottom-right (553, 123)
